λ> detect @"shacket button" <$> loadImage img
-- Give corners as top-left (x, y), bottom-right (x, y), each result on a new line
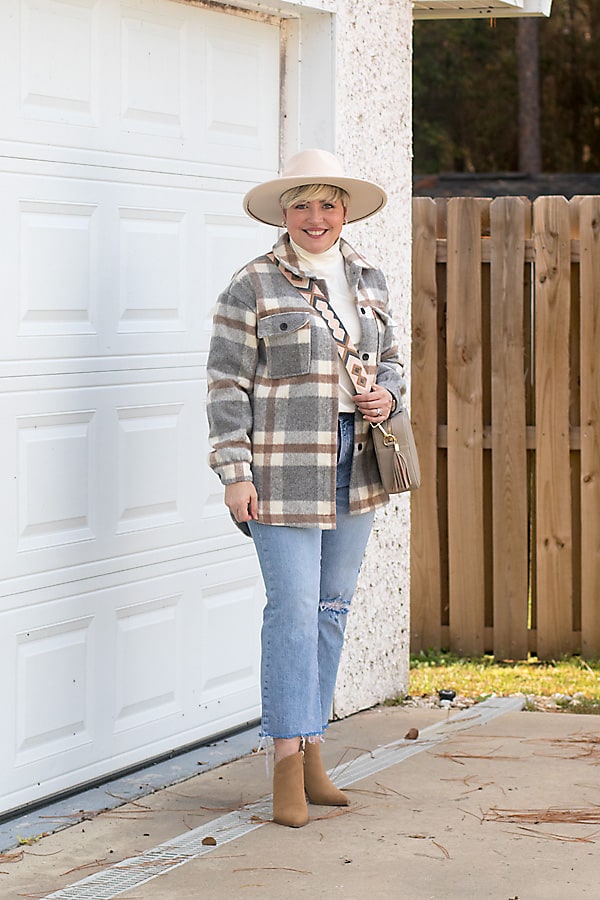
top-left (279, 322), bottom-right (288, 331)
top-left (362, 353), bottom-right (369, 360)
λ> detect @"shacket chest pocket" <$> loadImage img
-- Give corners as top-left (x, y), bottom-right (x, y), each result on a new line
top-left (257, 311), bottom-right (312, 378)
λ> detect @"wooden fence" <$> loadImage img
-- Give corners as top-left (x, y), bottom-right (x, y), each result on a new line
top-left (410, 196), bottom-right (600, 660)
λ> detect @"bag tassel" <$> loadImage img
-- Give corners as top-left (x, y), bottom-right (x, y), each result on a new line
top-left (393, 450), bottom-right (411, 492)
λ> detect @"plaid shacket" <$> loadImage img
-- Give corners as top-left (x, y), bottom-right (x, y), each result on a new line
top-left (206, 234), bottom-right (406, 530)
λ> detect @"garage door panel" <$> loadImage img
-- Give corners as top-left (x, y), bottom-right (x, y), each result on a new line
top-left (0, 559), bottom-right (263, 812)
top-left (117, 207), bottom-right (186, 334)
top-left (120, 3), bottom-right (187, 140)
top-left (0, 166), bottom-right (270, 361)
top-left (113, 593), bottom-right (183, 733)
top-left (0, 378), bottom-right (215, 580)
top-left (0, 0), bottom-right (279, 172)
top-left (18, 199), bottom-right (100, 337)
top-left (16, 408), bottom-right (98, 553)
top-left (0, 381), bottom-right (251, 593)
top-left (15, 615), bottom-right (95, 768)
top-left (115, 402), bottom-right (185, 534)
top-left (18, 0), bottom-right (100, 129)
top-left (199, 578), bottom-right (262, 699)
top-left (201, 18), bottom-right (279, 165)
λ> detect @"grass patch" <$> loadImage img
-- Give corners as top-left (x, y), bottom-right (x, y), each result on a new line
top-left (398, 650), bottom-right (600, 712)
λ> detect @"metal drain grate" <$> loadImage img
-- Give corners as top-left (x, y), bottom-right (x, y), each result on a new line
top-left (41, 798), bottom-right (273, 900)
top-left (335, 695), bottom-right (526, 788)
top-left (41, 698), bottom-right (524, 900)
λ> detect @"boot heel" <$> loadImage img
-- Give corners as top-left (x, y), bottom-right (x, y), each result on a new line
top-left (303, 740), bottom-right (349, 806)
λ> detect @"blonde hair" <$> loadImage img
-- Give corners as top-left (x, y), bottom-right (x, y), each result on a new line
top-left (279, 183), bottom-right (350, 210)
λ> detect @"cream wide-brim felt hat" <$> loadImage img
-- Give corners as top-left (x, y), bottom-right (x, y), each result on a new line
top-left (243, 149), bottom-right (387, 227)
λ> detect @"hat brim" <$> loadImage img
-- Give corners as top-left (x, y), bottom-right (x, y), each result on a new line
top-left (243, 174), bottom-right (387, 226)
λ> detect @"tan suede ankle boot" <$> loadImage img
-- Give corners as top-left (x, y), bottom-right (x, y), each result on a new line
top-left (272, 751), bottom-right (309, 827)
top-left (303, 740), bottom-right (349, 806)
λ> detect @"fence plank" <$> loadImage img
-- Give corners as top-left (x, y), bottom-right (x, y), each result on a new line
top-left (534, 196), bottom-right (573, 659)
top-left (411, 198), bottom-right (442, 651)
top-left (446, 199), bottom-right (486, 655)
top-left (579, 197), bottom-right (600, 656)
top-left (490, 198), bottom-right (529, 659)
top-left (568, 201), bottom-right (582, 641)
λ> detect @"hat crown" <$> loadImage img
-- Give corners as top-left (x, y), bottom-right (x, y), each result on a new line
top-left (242, 147), bottom-right (386, 227)
top-left (282, 149), bottom-right (345, 181)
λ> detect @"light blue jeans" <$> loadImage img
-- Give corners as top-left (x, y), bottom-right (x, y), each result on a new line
top-left (248, 413), bottom-right (375, 739)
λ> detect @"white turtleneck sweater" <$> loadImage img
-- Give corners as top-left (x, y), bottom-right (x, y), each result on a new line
top-left (290, 238), bottom-right (362, 413)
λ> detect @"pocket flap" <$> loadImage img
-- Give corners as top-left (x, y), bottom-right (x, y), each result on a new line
top-left (257, 311), bottom-right (311, 338)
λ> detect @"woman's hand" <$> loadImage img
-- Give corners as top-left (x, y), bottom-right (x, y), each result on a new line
top-left (353, 386), bottom-right (395, 424)
top-left (224, 481), bottom-right (259, 523)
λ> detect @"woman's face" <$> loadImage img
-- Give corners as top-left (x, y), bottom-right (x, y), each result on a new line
top-left (282, 198), bottom-right (346, 254)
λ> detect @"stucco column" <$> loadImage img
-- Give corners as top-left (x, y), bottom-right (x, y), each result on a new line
top-left (333, 0), bottom-right (413, 716)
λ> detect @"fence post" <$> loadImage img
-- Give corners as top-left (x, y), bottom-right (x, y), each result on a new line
top-left (533, 196), bottom-right (573, 659)
top-left (411, 198), bottom-right (442, 652)
top-left (490, 197), bottom-right (530, 660)
top-left (446, 199), bottom-right (486, 656)
top-left (580, 197), bottom-right (600, 656)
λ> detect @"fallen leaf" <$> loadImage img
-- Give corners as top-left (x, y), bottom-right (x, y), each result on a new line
top-left (202, 836), bottom-right (217, 846)
top-left (405, 728), bottom-right (419, 740)
top-left (17, 834), bottom-right (47, 846)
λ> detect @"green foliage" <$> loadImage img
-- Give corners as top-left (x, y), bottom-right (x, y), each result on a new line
top-left (413, 18), bottom-right (518, 172)
top-left (413, 0), bottom-right (600, 173)
top-left (539, 0), bottom-right (600, 170)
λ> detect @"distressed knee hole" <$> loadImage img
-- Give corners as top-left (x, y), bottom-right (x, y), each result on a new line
top-left (319, 597), bottom-right (350, 615)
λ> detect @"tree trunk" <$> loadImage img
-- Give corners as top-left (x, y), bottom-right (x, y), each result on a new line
top-left (517, 19), bottom-right (542, 174)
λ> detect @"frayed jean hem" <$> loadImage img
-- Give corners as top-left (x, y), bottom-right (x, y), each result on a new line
top-left (259, 724), bottom-right (328, 741)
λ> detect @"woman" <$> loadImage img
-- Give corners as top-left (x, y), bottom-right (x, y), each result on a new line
top-left (206, 149), bottom-right (406, 828)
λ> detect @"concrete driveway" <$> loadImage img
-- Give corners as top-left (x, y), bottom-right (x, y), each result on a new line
top-left (3, 699), bottom-right (599, 900)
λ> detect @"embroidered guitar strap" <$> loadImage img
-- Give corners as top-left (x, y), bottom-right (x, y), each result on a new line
top-left (267, 252), bottom-right (372, 395)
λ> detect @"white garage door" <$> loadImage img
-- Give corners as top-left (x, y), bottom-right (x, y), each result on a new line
top-left (0, 0), bottom-right (279, 815)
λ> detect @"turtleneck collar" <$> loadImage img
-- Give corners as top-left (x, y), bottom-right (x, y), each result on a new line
top-left (289, 236), bottom-right (344, 276)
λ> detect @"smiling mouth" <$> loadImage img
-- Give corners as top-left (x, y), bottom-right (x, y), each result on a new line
top-left (304, 229), bottom-right (328, 237)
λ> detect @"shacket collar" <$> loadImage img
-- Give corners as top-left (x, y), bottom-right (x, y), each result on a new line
top-left (270, 233), bottom-right (376, 287)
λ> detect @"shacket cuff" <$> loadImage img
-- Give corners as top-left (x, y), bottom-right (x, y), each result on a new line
top-left (218, 461), bottom-right (253, 485)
